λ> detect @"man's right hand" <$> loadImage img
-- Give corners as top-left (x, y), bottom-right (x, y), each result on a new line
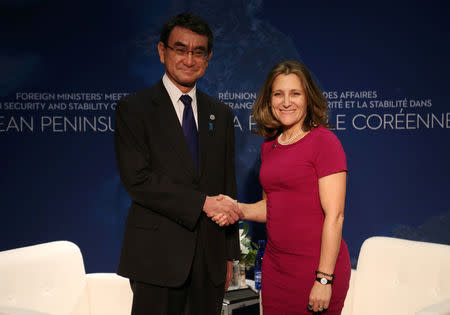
top-left (203, 195), bottom-right (242, 226)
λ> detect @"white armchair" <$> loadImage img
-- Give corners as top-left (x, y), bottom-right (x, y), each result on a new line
top-left (342, 236), bottom-right (450, 315)
top-left (0, 241), bottom-right (132, 315)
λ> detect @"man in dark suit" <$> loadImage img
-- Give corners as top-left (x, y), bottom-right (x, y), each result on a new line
top-left (114, 13), bottom-right (241, 315)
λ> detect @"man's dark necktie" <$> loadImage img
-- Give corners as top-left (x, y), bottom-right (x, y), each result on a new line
top-left (180, 94), bottom-right (199, 169)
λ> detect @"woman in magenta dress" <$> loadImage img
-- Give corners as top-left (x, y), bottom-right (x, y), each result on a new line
top-left (215, 60), bottom-right (350, 314)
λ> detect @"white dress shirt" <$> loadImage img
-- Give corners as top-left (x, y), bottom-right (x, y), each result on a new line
top-left (162, 73), bottom-right (199, 129)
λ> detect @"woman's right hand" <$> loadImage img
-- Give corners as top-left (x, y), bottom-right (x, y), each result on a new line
top-left (211, 195), bottom-right (242, 226)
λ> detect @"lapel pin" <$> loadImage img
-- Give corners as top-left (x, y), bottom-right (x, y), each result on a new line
top-left (209, 114), bottom-right (215, 131)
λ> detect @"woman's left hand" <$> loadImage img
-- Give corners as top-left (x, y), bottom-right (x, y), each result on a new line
top-left (307, 281), bottom-right (332, 313)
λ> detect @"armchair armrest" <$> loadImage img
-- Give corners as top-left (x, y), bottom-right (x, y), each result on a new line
top-left (415, 299), bottom-right (450, 315)
top-left (86, 273), bottom-right (132, 315)
top-left (0, 305), bottom-right (55, 315)
top-left (341, 269), bottom-right (356, 315)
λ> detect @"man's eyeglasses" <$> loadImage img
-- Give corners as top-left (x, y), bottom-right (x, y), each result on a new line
top-left (165, 44), bottom-right (209, 60)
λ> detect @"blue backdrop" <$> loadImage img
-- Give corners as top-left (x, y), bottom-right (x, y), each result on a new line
top-left (1, 0), bottom-right (449, 272)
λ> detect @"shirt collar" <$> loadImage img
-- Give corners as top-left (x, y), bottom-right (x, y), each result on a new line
top-left (162, 73), bottom-right (197, 105)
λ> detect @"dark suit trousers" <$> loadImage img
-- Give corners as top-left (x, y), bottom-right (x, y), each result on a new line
top-left (129, 216), bottom-right (226, 315)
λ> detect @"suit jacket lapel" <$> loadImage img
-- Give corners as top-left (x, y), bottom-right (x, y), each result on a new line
top-left (151, 81), bottom-right (197, 178)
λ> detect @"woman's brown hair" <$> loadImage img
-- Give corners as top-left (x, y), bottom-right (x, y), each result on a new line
top-left (252, 60), bottom-right (330, 138)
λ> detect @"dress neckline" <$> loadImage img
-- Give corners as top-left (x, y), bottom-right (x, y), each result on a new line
top-left (275, 126), bottom-right (321, 148)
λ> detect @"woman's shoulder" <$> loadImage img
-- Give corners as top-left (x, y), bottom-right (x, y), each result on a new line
top-left (260, 137), bottom-right (276, 155)
top-left (263, 137), bottom-right (276, 144)
top-left (310, 126), bottom-right (342, 145)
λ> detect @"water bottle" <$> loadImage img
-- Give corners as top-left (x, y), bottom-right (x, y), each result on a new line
top-left (254, 240), bottom-right (265, 290)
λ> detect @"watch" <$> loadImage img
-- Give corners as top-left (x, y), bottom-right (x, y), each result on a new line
top-left (316, 277), bottom-right (333, 285)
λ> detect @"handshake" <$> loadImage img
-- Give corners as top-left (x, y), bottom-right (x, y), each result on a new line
top-left (203, 194), bottom-right (243, 226)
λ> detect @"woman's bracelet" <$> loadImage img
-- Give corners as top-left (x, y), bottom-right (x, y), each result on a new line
top-left (315, 270), bottom-right (335, 279)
